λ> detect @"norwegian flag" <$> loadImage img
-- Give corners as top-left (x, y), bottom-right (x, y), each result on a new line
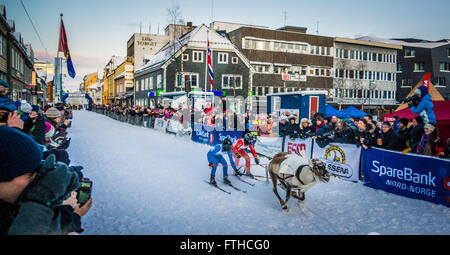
top-left (207, 39), bottom-right (214, 88)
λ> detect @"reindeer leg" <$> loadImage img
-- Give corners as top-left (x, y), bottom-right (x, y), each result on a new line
top-left (285, 186), bottom-right (292, 204)
top-left (270, 171), bottom-right (287, 210)
top-left (298, 190), bottom-right (305, 201)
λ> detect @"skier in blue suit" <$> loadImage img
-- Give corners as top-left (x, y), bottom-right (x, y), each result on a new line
top-left (207, 138), bottom-right (242, 185)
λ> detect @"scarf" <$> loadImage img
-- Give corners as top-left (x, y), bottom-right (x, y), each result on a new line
top-left (416, 133), bottom-right (430, 154)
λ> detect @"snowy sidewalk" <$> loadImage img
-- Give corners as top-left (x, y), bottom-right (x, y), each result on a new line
top-left (68, 111), bottom-right (450, 235)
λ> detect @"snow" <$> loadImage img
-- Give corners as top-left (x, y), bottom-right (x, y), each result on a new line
top-left (68, 111), bottom-right (450, 235)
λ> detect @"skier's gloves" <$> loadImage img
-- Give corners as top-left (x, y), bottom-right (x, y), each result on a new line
top-left (24, 155), bottom-right (81, 208)
top-left (254, 158), bottom-right (260, 165)
top-left (209, 162), bottom-right (215, 168)
top-left (235, 153), bottom-right (241, 159)
top-left (235, 170), bottom-right (243, 176)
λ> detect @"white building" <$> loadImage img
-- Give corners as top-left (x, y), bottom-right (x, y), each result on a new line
top-left (331, 37), bottom-right (402, 111)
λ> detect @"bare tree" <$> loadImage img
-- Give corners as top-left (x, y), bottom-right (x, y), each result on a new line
top-left (167, 3), bottom-right (187, 91)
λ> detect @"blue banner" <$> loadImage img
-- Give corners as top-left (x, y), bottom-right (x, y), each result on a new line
top-left (362, 148), bottom-right (450, 207)
top-left (191, 124), bottom-right (244, 146)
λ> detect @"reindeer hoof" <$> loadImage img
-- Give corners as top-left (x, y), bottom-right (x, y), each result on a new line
top-left (282, 204), bottom-right (288, 210)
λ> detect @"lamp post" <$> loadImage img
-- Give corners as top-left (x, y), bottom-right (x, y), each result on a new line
top-left (369, 80), bottom-right (375, 115)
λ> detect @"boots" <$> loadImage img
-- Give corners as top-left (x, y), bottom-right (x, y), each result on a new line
top-left (223, 175), bottom-right (231, 185)
top-left (210, 175), bottom-right (217, 185)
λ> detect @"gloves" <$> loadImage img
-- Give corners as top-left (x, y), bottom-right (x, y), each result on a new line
top-left (254, 158), bottom-right (260, 165)
top-left (209, 162), bottom-right (215, 168)
top-left (235, 169), bottom-right (243, 176)
top-left (68, 165), bottom-right (84, 181)
top-left (235, 153), bottom-right (242, 159)
top-left (24, 155), bottom-right (81, 208)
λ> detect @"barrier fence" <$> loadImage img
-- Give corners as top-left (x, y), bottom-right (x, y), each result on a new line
top-left (93, 109), bottom-right (449, 207)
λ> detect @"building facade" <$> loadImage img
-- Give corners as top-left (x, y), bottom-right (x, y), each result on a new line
top-left (127, 33), bottom-right (170, 70)
top-left (331, 37), bottom-right (401, 114)
top-left (134, 25), bottom-right (253, 108)
top-left (358, 37), bottom-right (450, 101)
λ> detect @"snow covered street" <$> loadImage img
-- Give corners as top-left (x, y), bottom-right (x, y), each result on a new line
top-left (68, 111), bottom-right (450, 235)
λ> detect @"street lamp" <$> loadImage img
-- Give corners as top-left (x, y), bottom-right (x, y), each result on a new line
top-left (369, 80), bottom-right (375, 115)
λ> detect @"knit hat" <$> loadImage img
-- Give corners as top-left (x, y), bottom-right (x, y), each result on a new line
top-left (424, 123), bottom-right (435, 132)
top-left (415, 85), bottom-right (428, 97)
top-left (382, 121), bottom-right (391, 127)
top-left (45, 107), bottom-right (61, 119)
top-left (414, 115), bottom-right (423, 124)
top-left (0, 126), bottom-right (42, 182)
top-left (280, 115), bottom-right (288, 122)
top-left (45, 122), bottom-right (55, 139)
top-left (399, 118), bottom-right (409, 127)
top-left (20, 102), bottom-right (32, 113)
top-left (32, 105), bottom-right (40, 113)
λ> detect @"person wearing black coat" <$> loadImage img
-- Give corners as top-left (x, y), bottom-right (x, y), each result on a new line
top-left (286, 116), bottom-right (300, 139)
top-left (377, 122), bottom-right (400, 151)
top-left (331, 121), bottom-right (355, 144)
top-left (22, 109), bottom-right (46, 145)
top-left (299, 118), bottom-right (314, 139)
top-left (313, 117), bottom-right (332, 148)
top-left (354, 118), bottom-right (376, 149)
top-left (407, 116), bottom-right (425, 152)
top-left (279, 116), bottom-right (289, 137)
top-left (396, 118), bottom-right (409, 151)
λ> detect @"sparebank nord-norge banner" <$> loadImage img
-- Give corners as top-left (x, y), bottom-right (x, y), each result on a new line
top-left (362, 148), bottom-right (450, 207)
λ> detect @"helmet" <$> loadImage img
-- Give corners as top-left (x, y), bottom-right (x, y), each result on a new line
top-left (244, 133), bottom-right (255, 145)
top-left (222, 138), bottom-right (233, 151)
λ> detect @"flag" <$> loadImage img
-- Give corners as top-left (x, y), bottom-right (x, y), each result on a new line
top-left (58, 19), bottom-right (76, 79)
top-left (422, 73), bottom-right (431, 91)
top-left (207, 39), bottom-right (214, 88)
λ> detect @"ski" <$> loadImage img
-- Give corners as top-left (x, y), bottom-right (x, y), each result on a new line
top-left (204, 181), bottom-right (231, 194)
top-left (233, 175), bottom-right (256, 186)
top-left (221, 180), bottom-right (247, 193)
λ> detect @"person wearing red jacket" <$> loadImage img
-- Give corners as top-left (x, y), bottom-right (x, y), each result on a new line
top-left (232, 133), bottom-right (260, 178)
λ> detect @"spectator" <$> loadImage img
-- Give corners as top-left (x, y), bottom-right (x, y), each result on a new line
top-left (407, 116), bottom-right (425, 152)
top-left (299, 118), bottom-right (314, 139)
top-left (396, 118), bottom-right (409, 152)
top-left (376, 121), bottom-right (400, 151)
top-left (409, 85), bottom-right (436, 125)
top-left (22, 105), bottom-right (46, 145)
top-left (0, 126), bottom-right (89, 235)
top-left (444, 138), bottom-right (450, 159)
top-left (279, 115), bottom-right (288, 137)
top-left (392, 115), bottom-right (400, 134)
top-left (312, 116), bottom-right (332, 148)
top-left (355, 118), bottom-right (376, 149)
top-left (330, 115), bottom-right (339, 130)
top-left (286, 115), bottom-right (300, 139)
top-left (416, 123), bottom-right (438, 156)
top-left (331, 120), bottom-right (355, 144)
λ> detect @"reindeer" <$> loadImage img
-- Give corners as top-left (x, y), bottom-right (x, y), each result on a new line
top-left (268, 152), bottom-right (330, 210)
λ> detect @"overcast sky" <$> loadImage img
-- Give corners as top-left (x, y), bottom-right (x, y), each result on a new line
top-left (3, 0), bottom-right (450, 90)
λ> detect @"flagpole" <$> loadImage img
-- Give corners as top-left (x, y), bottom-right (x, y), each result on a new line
top-left (59, 13), bottom-right (64, 102)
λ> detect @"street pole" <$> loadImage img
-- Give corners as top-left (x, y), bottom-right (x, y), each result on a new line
top-left (369, 80), bottom-right (374, 115)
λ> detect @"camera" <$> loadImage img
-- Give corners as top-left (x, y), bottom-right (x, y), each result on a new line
top-left (402, 95), bottom-right (420, 105)
top-left (77, 178), bottom-right (93, 206)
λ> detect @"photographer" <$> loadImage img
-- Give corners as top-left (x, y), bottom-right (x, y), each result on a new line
top-left (0, 126), bottom-right (92, 235)
top-left (407, 85), bottom-right (436, 125)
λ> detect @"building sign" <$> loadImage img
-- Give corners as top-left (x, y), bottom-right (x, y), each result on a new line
top-left (282, 73), bottom-right (307, 82)
top-left (125, 81), bottom-right (134, 88)
top-left (125, 65), bottom-right (134, 72)
top-left (137, 37), bottom-right (159, 46)
top-left (125, 73), bottom-right (134, 80)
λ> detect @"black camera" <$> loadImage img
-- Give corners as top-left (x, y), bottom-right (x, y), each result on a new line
top-left (402, 95), bottom-right (420, 105)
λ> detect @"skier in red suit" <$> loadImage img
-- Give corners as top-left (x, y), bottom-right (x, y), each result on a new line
top-left (232, 133), bottom-right (260, 178)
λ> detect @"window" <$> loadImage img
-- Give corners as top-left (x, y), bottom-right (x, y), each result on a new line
top-left (397, 64), bottom-right (403, 72)
top-left (315, 46), bottom-right (320, 55)
top-left (136, 80), bottom-right (140, 92)
top-left (440, 62), bottom-right (450, 71)
top-left (401, 78), bottom-right (413, 87)
top-left (157, 74), bottom-right (162, 89)
top-left (343, 49), bottom-right (349, 59)
top-left (414, 62), bottom-right (425, 71)
top-left (310, 46), bottom-right (315, 55)
top-left (372, 53), bottom-right (377, 62)
top-left (218, 53), bottom-right (228, 64)
top-left (0, 35), bottom-right (5, 58)
top-left (448, 48), bottom-right (450, 57)
top-left (321, 47), bottom-right (325, 55)
top-left (349, 70), bottom-right (354, 79)
top-left (274, 42), bottom-right (281, 51)
top-left (264, 41), bottom-right (270, 50)
top-left (378, 53), bottom-right (383, 62)
top-left (434, 77), bottom-right (446, 87)
top-left (350, 50), bottom-right (355, 59)
top-left (192, 51), bottom-right (204, 62)
top-left (149, 76), bottom-right (154, 89)
top-left (232, 57), bottom-right (238, 64)
top-left (183, 73), bottom-right (199, 88)
top-left (222, 74), bottom-right (242, 89)
top-left (144, 77), bottom-right (149, 90)
top-left (405, 49), bottom-right (416, 57)
top-left (182, 54), bottom-right (189, 61)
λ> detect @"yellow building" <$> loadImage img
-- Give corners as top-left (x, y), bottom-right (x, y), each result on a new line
top-left (102, 56), bottom-right (133, 105)
top-left (83, 73), bottom-right (98, 92)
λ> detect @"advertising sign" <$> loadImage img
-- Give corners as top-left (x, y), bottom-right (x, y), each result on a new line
top-left (313, 141), bottom-right (362, 182)
top-left (362, 148), bottom-right (450, 207)
top-left (125, 65), bottom-right (134, 72)
top-left (283, 137), bottom-right (313, 159)
top-left (255, 137), bottom-right (284, 158)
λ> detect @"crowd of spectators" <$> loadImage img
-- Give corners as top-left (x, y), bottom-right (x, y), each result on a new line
top-left (0, 79), bottom-right (92, 235)
top-left (278, 110), bottom-right (450, 159)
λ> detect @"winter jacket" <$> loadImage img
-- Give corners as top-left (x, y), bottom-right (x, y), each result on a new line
top-left (279, 122), bottom-right (289, 137)
top-left (396, 128), bottom-right (409, 151)
top-left (332, 127), bottom-right (355, 144)
top-left (286, 123), bottom-right (301, 138)
top-left (377, 129), bottom-right (400, 151)
top-left (407, 123), bottom-right (425, 151)
top-left (409, 94), bottom-right (436, 124)
top-left (355, 126), bottom-right (376, 148)
top-left (299, 125), bottom-right (314, 139)
top-left (314, 123), bottom-right (332, 148)
top-left (417, 132), bottom-right (438, 156)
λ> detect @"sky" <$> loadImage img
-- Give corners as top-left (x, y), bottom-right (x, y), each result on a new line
top-left (3, 0), bottom-right (450, 91)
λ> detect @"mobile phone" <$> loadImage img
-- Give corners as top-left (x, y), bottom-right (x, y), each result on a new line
top-left (77, 179), bottom-right (92, 206)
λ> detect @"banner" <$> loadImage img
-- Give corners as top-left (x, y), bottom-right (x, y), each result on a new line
top-left (283, 137), bottom-right (313, 159)
top-left (167, 120), bottom-right (192, 138)
top-left (313, 141), bottom-right (362, 182)
top-left (191, 124), bottom-right (244, 146)
top-left (154, 118), bottom-right (167, 133)
top-left (255, 136), bottom-right (284, 158)
top-left (362, 148), bottom-right (450, 207)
